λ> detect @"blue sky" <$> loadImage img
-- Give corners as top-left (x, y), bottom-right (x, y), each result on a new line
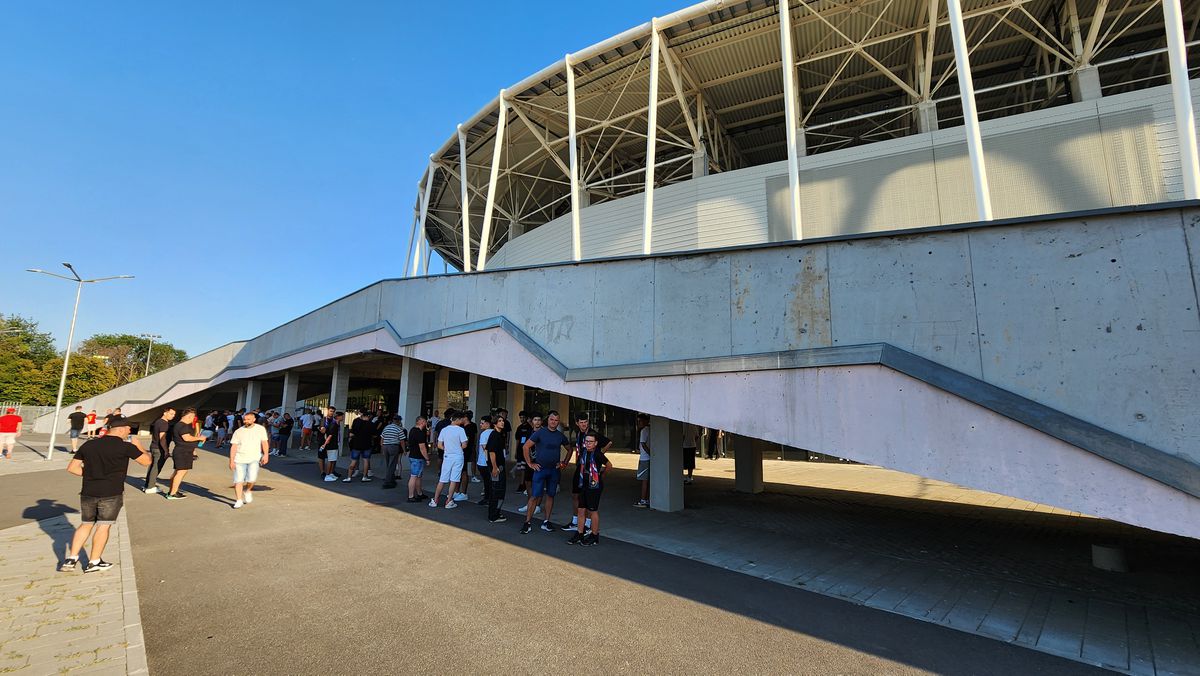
top-left (0, 0), bottom-right (683, 356)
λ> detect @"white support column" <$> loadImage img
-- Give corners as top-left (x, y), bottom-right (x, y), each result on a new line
top-left (330, 361), bottom-right (349, 413)
top-left (281, 371), bottom-right (299, 417)
top-left (566, 57), bottom-right (584, 262)
top-left (398, 357), bottom-right (425, 423)
top-left (421, 238), bottom-right (431, 276)
top-left (649, 416), bottom-right (684, 512)
top-left (404, 210), bottom-right (419, 279)
top-left (414, 162), bottom-right (436, 277)
top-left (731, 434), bottom-right (764, 494)
top-left (554, 392), bottom-right (571, 421)
top-left (456, 125), bottom-right (473, 272)
top-left (779, 0), bottom-right (804, 240)
top-left (506, 382), bottom-right (525, 418)
top-left (1164, 0), bottom-right (1200, 199)
top-left (434, 368), bottom-right (450, 413)
top-left (477, 91), bottom-right (508, 271)
top-left (642, 21), bottom-right (661, 256)
top-left (235, 384), bottom-right (246, 411)
top-left (244, 380), bottom-right (262, 411)
top-left (468, 373), bottom-right (492, 418)
top-left (946, 0), bottom-right (994, 221)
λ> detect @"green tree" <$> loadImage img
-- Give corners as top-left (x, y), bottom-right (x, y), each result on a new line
top-left (0, 314), bottom-right (58, 403)
top-left (36, 356), bottom-right (118, 405)
top-left (76, 333), bottom-right (188, 386)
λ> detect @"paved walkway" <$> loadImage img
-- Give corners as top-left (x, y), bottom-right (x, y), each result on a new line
top-left (0, 436), bottom-right (71, 476)
top-left (0, 511), bottom-right (147, 675)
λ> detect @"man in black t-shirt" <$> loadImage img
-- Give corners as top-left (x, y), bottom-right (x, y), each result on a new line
top-left (319, 411), bottom-right (344, 481)
top-left (60, 417), bottom-right (150, 572)
top-left (405, 417), bottom-right (429, 502)
top-left (432, 408), bottom-right (455, 463)
top-left (143, 407), bottom-right (176, 493)
top-left (568, 431), bottom-right (611, 547)
top-left (485, 416), bottom-right (509, 522)
top-left (166, 409), bottom-right (206, 500)
top-left (513, 412), bottom-right (533, 493)
top-left (344, 410), bottom-right (375, 483)
top-left (67, 406), bottom-right (88, 452)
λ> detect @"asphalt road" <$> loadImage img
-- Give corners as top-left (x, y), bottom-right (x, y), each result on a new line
top-left (2, 448), bottom-right (1109, 675)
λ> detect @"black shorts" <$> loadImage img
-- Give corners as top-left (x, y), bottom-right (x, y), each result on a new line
top-left (173, 448), bottom-right (195, 470)
top-left (683, 448), bottom-right (696, 470)
top-left (571, 470), bottom-right (583, 494)
top-left (580, 487), bottom-right (603, 511)
top-left (80, 494), bottom-right (123, 523)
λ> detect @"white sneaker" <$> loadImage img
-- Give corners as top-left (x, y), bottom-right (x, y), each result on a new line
top-left (323, 474), bottom-right (337, 482)
top-left (535, 506), bottom-right (542, 515)
top-left (470, 476), bottom-right (481, 483)
top-left (518, 505), bottom-right (528, 513)
top-left (428, 499), bottom-right (438, 507)
top-left (445, 501), bottom-right (458, 509)
top-left (244, 492), bottom-right (253, 504)
top-left (143, 486), bottom-right (159, 494)
top-left (233, 500), bottom-right (243, 509)
top-left (453, 492), bottom-right (469, 502)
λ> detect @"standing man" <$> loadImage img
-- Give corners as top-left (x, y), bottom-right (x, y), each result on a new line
top-left (67, 406), bottom-right (87, 452)
top-left (229, 411), bottom-right (269, 509)
top-left (485, 416), bottom-right (509, 523)
top-left (567, 431), bottom-right (612, 546)
top-left (682, 423), bottom-right (699, 484)
top-left (513, 411), bottom-right (533, 495)
top-left (319, 411), bottom-right (344, 482)
top-left (344, 409), bottom-right (375, 483)
top-left (519, 410), bottom-right (570, 534)
top-left (474, 416), bottom-right (493, 505)
top-left (0, 407), bottom-right (22, 459)
top-left (165, 409), bottom-right (205, 500)
top-left (635, 413), bottom-right (651, 507)
top-left (299, 408), bottom-right (314, 450)
top-left (276, 413), bottom-right (294, 457)
top-left (562, 412), bottom-right (610, 532)
top-left (59, 416), bottom-right (150, 572)
top-left (430, 410), bottom-right (468, 509)
top-left (380, 415), bottom-right (407, 490)
top-left (143, 407), bottom-right (176, 493)
top-left (85, 410), bottom-right (98, 438)
top-left (406, 416), bottom-right (429, 503)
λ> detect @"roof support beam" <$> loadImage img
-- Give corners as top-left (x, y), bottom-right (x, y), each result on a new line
top-left (413, 163), bottom-right (437, 277)
top-left (1163, 0), bottom-right (1200, 198)
top-left (477, 90), bottom-right (508, 271)
top-left (947, 0), bottom-right (993, 221)
top-left (658, 33), bottom-right (701, 150)
top-left (508, 99), bottom-right (573, 179)
top-left (780, 0), bottom-right (804, 240)
top-left (643, 22), bottom-right (661, 255)
top-left (566, 57), bottom-right (583, 262)
top-left (457, 125), bottom-right (472, 272)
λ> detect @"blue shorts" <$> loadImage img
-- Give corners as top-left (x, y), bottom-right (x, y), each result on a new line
top-left (69, 429), bottom-right (81, 439)
top-left (350, 449), bottom-right (372, 460)
top-left (531, 467), bottom-right (559, 498)
top-left (409, 458), bottom-right (426, 477)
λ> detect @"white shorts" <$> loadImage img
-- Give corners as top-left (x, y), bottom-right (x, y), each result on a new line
top-left (439, 454), bottom-right (465, 483)
top-left (0, 433), bottom-right (16, 447)
top-left (233, 462), bottom-right (260, 484)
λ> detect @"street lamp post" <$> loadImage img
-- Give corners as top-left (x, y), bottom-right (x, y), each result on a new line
top-left (27, 263), bottom-right (133, 461)
top-left (139, 333), bottom-right (160, 377)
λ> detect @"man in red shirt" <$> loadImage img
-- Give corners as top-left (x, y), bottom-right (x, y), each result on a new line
top-left (0, 407), bottom-right (22, 459)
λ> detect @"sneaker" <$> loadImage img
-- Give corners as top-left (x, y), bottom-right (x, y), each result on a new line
top-left (582, 533), bottom-right (599, 546)
top-left (490, 515), bottom-right (508, 523)
top-left (633, 499), bottom-right (649, 508)
top-left (323, 474), bottom-right (338, 482)
top-left (361, 476), bottom-right (372, 483)
top-left (428, 499), bottom-right (439, 507)
top-left (518, 505), bottom-right (529, 513)
top-left (534, 506), bottom-right (542, 515)
top-left (143, 486), bottom-right (159, 494)
top-left (561, 522), bottom-right (577, 531)
top-left (58, 557), bottom-right (78, 572)
top-left (243, 492), bottom-right (253, 504)
top-left (470, 476), bottom-right (481, 483)
top-left (520, 522), bottom-right (532, 534)
top-left (453, 492), bottom-right (469, 502)
top-left (416, 494), bottom-right (429, 500)
top-left (341, 476), bottom-right (352, 483)
top-left (165, 492), bottom-right (188, 500)
top-left (84, 559), bottom-right (113, 573)
top-left (567, 532), bottom-right (584, 545)
top-left (444, 501), bottom-right (458, 510)
top-left (520, 489), bottom-right (528, 496)
top-left (540, 520), bottom-right (554, 532)
top-left (233, 500), bottom-right (244, 509)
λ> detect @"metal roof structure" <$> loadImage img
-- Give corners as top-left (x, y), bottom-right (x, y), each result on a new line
top-left (407, 0), bottom-right (1199, 272)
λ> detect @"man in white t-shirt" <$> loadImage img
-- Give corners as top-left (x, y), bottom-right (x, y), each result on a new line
top-left (299, 409), bottom-right (314, 450)
top-left (430, 411), bottom-right (468, 509)
top-left (229, 412), bottom-right (269, 509)
top-left (635, 413), bottom-right (651, 508)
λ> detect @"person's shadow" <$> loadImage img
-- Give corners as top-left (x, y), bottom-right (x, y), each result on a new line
top-left (22, 499), bottom-right (78, 563)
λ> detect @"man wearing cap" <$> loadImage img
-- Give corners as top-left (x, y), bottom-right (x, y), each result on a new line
top-left (59, 416), bottom-right (150, 573)
top-left (0, 407), bottom-right (22, 459)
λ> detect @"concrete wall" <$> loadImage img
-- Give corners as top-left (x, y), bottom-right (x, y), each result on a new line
top-left (488, 81), bottom-right (1186, 267)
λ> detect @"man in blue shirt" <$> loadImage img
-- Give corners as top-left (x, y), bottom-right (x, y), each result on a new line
top-left (519, 410), bottom-right (570, 534)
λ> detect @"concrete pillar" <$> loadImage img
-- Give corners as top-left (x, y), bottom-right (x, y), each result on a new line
top-left (235, 384), bottom-right (246, 411)
top-left (915, 100), bottom-right (938, 133)
top-left (468, 373), bottom-right (492, 418)
top-left (554, 392), bottom-right (571, 421)
top-left (330, 361), bottom-right (349, 412)
top-left (434, 368), bottom-right (450, 413)
top-left (1069, 65), bottom-right (1102, 102)
top-left (508, 220), bottom-right (524, 242)
top-left (796, 128), bottom-right (808, 157)
top-left (649, 416), bottom-right (684, 512)
top-left (398, 357), bottom-right (425, 423)
top-left (691, 143), bottom-right (709, 178)
top-left (731, 434), bottom-right (764, 494)
top-left (281, 371), bottom-right (299, 417)
top-left (506, 382), bottom-right (525, 417)
top-left (244, 380), bottom-right (262, 411)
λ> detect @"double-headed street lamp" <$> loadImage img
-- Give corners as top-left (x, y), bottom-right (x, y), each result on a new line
top-left (139, 333), bottom-right (161, 377)
top-left (27, 263), bottom-right (134, 460)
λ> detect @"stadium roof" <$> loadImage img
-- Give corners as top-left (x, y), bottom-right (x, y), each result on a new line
top-left (412, 0), bottom-right (1192, 270)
